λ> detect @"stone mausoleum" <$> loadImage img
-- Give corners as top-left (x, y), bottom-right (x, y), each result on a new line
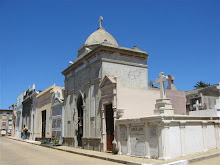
top-left (35, 84), bottom-right (64, 141)
top-left (62, 17), bottom-right (187, 152)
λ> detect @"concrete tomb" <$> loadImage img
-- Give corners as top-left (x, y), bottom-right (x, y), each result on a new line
top-left (116, 115), bottom-right (220, 160)
top-left (189, 83), bottom-right (220, 117)
top-left (215, 82), bottom-right (220, 110)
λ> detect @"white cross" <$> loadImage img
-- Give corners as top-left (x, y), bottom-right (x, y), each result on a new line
top-left (217, 82), bottom-right (220, 90)
top-left (193, 100), bottom-right (201, 111)
top-left (156, 72), bottom-right (169, 99)
top-left (98, 16), bottom-right (103, 28)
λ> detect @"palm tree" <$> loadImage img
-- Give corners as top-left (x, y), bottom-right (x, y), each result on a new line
top-left (194, 81), bottom-right (210, 89)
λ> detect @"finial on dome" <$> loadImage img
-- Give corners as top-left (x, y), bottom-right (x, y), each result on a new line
top-left (98, 16), bottom-right (103, 29)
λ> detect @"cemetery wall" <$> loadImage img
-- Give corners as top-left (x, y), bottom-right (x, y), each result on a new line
top-left (202, 96), bottom-right (218, 109)
top-left (117, 86), bottom-right (159, 118)
top-left (189, 109), bottom-right (220, 117)
top-left (166, 89), bottom-right (186, 115)
top-left (116, 116), bottom-right (220, 160)
top-left (117, 85), bottom-right (187, 118)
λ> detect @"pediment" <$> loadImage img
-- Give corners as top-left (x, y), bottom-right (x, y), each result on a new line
top-left (53, 97), bottom-right (63, 105)
top-left (100, 75), bottom-right (117, 88)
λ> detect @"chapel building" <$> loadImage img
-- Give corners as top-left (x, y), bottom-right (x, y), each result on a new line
top-left (62, 17), bottom-right (186, 152)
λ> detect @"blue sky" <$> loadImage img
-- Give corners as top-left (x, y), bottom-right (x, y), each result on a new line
top-left (0, 0), bottom-right (219, 109)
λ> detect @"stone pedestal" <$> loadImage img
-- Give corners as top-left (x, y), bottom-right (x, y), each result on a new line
top-left (154, 98), bottom-right (174, 115)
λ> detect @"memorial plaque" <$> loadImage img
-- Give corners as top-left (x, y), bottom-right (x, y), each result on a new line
top-left (130, 125), bottom-right (144, 134)
top-left (120, 125), bottom-right (127, 140)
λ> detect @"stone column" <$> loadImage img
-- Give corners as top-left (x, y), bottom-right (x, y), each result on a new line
top-left (180, 121), bottom-right (186, 156)
top-left (112, 85), bottom-right (117, 150)
top-left (61, 104), bottom-right (65, 143)
top-left (144, 122), bottom-right (150, 158)
top-left (202, 121), bottom-right (208, 151)
top-left (112, 107), bottom-right (117, 150)
top-left (85, 83), bottom-right (90, 138)
top-left (214, 121), bottom-right (220, 149)
top-left (117, 124), bottom-right (122, 154)
top-left (159, 121), bottom-right (170, 160)
top-left (100, 104), bottom-right (106, 152)
top-left (126, 124), bottom-right (131, 156)
top-left (82, 105), bottom-right (86, 139)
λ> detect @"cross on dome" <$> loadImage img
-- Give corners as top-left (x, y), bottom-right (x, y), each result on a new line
top-left (98, 16), bottom-right (103, 28)
top-left (83, 16), bottom-right (118, 47)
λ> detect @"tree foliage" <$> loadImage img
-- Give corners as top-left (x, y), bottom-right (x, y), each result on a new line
top-left (194, 81), bottom-right (210, 89)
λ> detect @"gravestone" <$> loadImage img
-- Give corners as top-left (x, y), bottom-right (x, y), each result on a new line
top-left (193, 100), bottom-right (201, 111)
top-left (154, 72), bottom-right (174, 115)
top-left (167, 75), bottom-right (177, 90)
top-left (149, 125), bottom-right (159, 158)
top-left (130, 125), bottom-right (145, 156)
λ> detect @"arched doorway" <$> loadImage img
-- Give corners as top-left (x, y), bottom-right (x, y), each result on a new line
top-left (77, 95), bottom-right (83, 147)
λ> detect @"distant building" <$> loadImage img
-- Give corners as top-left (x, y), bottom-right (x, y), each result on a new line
top-left (10, 104), bottom-right (17, 137)
top-left (29, 90), bottom-right (40, 140)
top-left (22, 84), bottom-right (40, 139)
top-left (51, 89), bottom-right (64, 144)
top-left (35, 84), bottom-right (64, 141)
top-left (186, 84), bottom-right (219, 112)
top-left (0, 109), bottom-right (13, 136)
top-left (15, 91), bottom-right (26, 138)
top-left (22, 87), bottom-right (34, 138)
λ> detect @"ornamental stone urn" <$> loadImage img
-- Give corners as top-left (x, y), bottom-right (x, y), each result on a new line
top-left (117, 109), bottom-right (124, 119)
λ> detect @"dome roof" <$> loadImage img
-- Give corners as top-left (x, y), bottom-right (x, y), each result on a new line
top-left (84, 27), bottom-right (118, 47)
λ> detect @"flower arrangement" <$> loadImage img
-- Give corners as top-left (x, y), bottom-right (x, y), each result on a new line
top-left (52, 136), bottom-right (60, 146)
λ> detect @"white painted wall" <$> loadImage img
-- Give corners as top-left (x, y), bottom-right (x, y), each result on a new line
top-left (117, 86), bottom-right (160, 119)
top-left (184, 125), bottom-right (203, 155)
top-left (189, 109), bottom-right (220, 117)
top-left (167, 125), bottom-right (181, 158)
top-left (117, 116), bottom-right (220, 160)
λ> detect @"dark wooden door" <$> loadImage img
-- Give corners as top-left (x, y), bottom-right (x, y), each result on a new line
top-left (105, 104), bottom-right (114, 151)
top-left (42, 110), bottom-right (46, 138)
